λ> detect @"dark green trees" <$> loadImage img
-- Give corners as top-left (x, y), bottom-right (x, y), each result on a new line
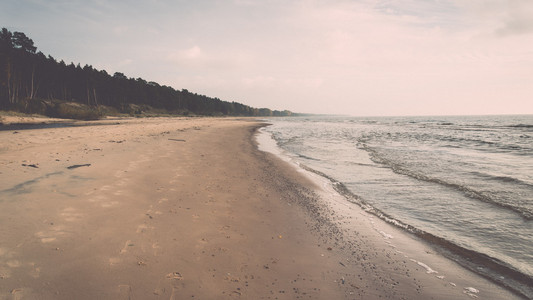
top-left (0, 29), bottom-right (40, 106)
top-left (0, 28), bottom-right (290, 116)
top-left (12, 31), bottom-right (36, 53)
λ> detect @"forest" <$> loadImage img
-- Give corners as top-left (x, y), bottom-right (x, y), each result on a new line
top-left (0, 28), bottom-right (292, 119)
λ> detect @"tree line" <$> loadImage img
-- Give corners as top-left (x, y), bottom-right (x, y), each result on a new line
top-left (0, 28), bottom-right (292, 117)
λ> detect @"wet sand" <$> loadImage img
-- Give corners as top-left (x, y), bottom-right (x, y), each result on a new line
top-left (0, 117), bottom-right (522, 299)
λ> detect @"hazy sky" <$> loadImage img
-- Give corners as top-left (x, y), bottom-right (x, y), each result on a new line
top-left (2, 0), bottom-right (533, 116)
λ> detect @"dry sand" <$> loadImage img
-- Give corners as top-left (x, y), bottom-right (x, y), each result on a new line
top-left (0, 117), bottom-right (522, 299)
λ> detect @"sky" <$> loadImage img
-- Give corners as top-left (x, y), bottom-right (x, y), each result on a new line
top-left (2, 0), bottom-right (533, 116)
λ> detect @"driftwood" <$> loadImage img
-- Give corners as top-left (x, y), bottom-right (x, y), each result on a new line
top-left (67, 164), bottom-right (91, 169)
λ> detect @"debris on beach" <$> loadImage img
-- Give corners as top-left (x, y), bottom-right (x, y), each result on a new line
top-left (67, 164), bottom-right (91, 169)
top-left (166, 272), bottom-right (183, 280)
top-left (22, 163), bottom-right (39, 168)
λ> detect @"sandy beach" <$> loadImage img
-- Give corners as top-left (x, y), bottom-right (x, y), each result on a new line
top-left (0, 117), bottom-right (522, 299)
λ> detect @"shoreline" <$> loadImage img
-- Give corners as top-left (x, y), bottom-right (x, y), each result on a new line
top-left (295, 160), bottom-right (532, 298)
top-left (0, 117), bottom-right (524, 299)
top-left (258, 124), bottom-right (529, 299)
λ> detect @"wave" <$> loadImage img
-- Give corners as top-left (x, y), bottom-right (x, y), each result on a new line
top-left (435, 136), bottom-right (531, 154)
top-left (360, 144), bottom-right (533, 220)
top-left (297, 163), bottom-right (533, 299)
top-left (297, 153), bottom-right (321, 161)
top-left (359, 130), bottom-right (533, 155)
top-left (471, 171), bottom-right (533, 187)
top-left (508, 124), bottom-right (533, 129)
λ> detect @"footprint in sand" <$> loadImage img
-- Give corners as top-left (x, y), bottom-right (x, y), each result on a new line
top-left (152, 243), bottom-right (160, 256)
top-left (27, 262), bottom-right (40, 278)
top-left (109, 257), bottom-right (121, 266)
top-left (0, 248), bottom-right (14, 279)
top-left (136, 224), bottom-right (147, 233)
top-left (117, 284), bottom-right (132, 300)
top-left (153, 275), bottom-right (182, 297)
top-left (136, 224), bottom-right (153, 233)
top-left (88, 194), bottom-right (108, 203)
top-left (10, 288), bottom-right (25, 300)
top-left (120, 240), bottom-right (133, 254)
top-left (113, 170), bottom-right (125, 178)
top-left (0, 268), bottom-right (11, 279)
top-left (38, 236), bottom-right (57, 243)
top-left (195, 238), bottom-right (209, 250)
top-left (8, 287), bottom-right (38, 300)
top-left (169, 287), bottom-right (180, 300)
top-left (113, 190), bottom-right (124, 196)
top-left (61, 207), bottom-right (83, 222)
top-left (100, 185), bottom-right (113, 191)
top-left (116, 178), bottom-right (129, 187)
top-left (35, 225), bottom-right (66, 243)
top-left (101, 201), bottom-right (119, 208)
top-left (6, 260), bottom-right (21, 268)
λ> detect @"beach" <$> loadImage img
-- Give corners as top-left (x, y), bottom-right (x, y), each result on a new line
top-left (0, 117), bottom-right (522, 299)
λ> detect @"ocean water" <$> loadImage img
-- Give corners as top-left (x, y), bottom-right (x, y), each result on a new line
top-left (261, 115), bottom-right (533, 297)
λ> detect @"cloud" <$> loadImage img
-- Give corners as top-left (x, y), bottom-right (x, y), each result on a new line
top-left (174, 45), bottom-right (203, 60)
top-left (117, 58), bottom-right (133, 67)
top-left (162, 0), bottom-right (533, 115)
top-left (496, 0), bottom-right (533, 36)
top-left (452, 0), bottom-right (533, 37)
top-left (3, 0), bottom-right (532, 115)
top-left (240, 76), bottom-right (323, 89)
top-left (163, 44), bottom-right (253, 76)
top-left (241, 76), bottom-right (276, 88)
top-left (112, 26), bottom-right (129, 35)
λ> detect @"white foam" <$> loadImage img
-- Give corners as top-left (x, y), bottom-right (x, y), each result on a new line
top-left (379, 230), bottom-right (393, 239)
top-left (410, 259), bottom-right (438, 274)
top-left (255, 127), bottom-right (284, 157)
top-left (464, 287), bottom-right (480, 298)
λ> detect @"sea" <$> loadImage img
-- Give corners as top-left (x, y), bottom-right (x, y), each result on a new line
top-left (259, 114), bottom-right (533, 298)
